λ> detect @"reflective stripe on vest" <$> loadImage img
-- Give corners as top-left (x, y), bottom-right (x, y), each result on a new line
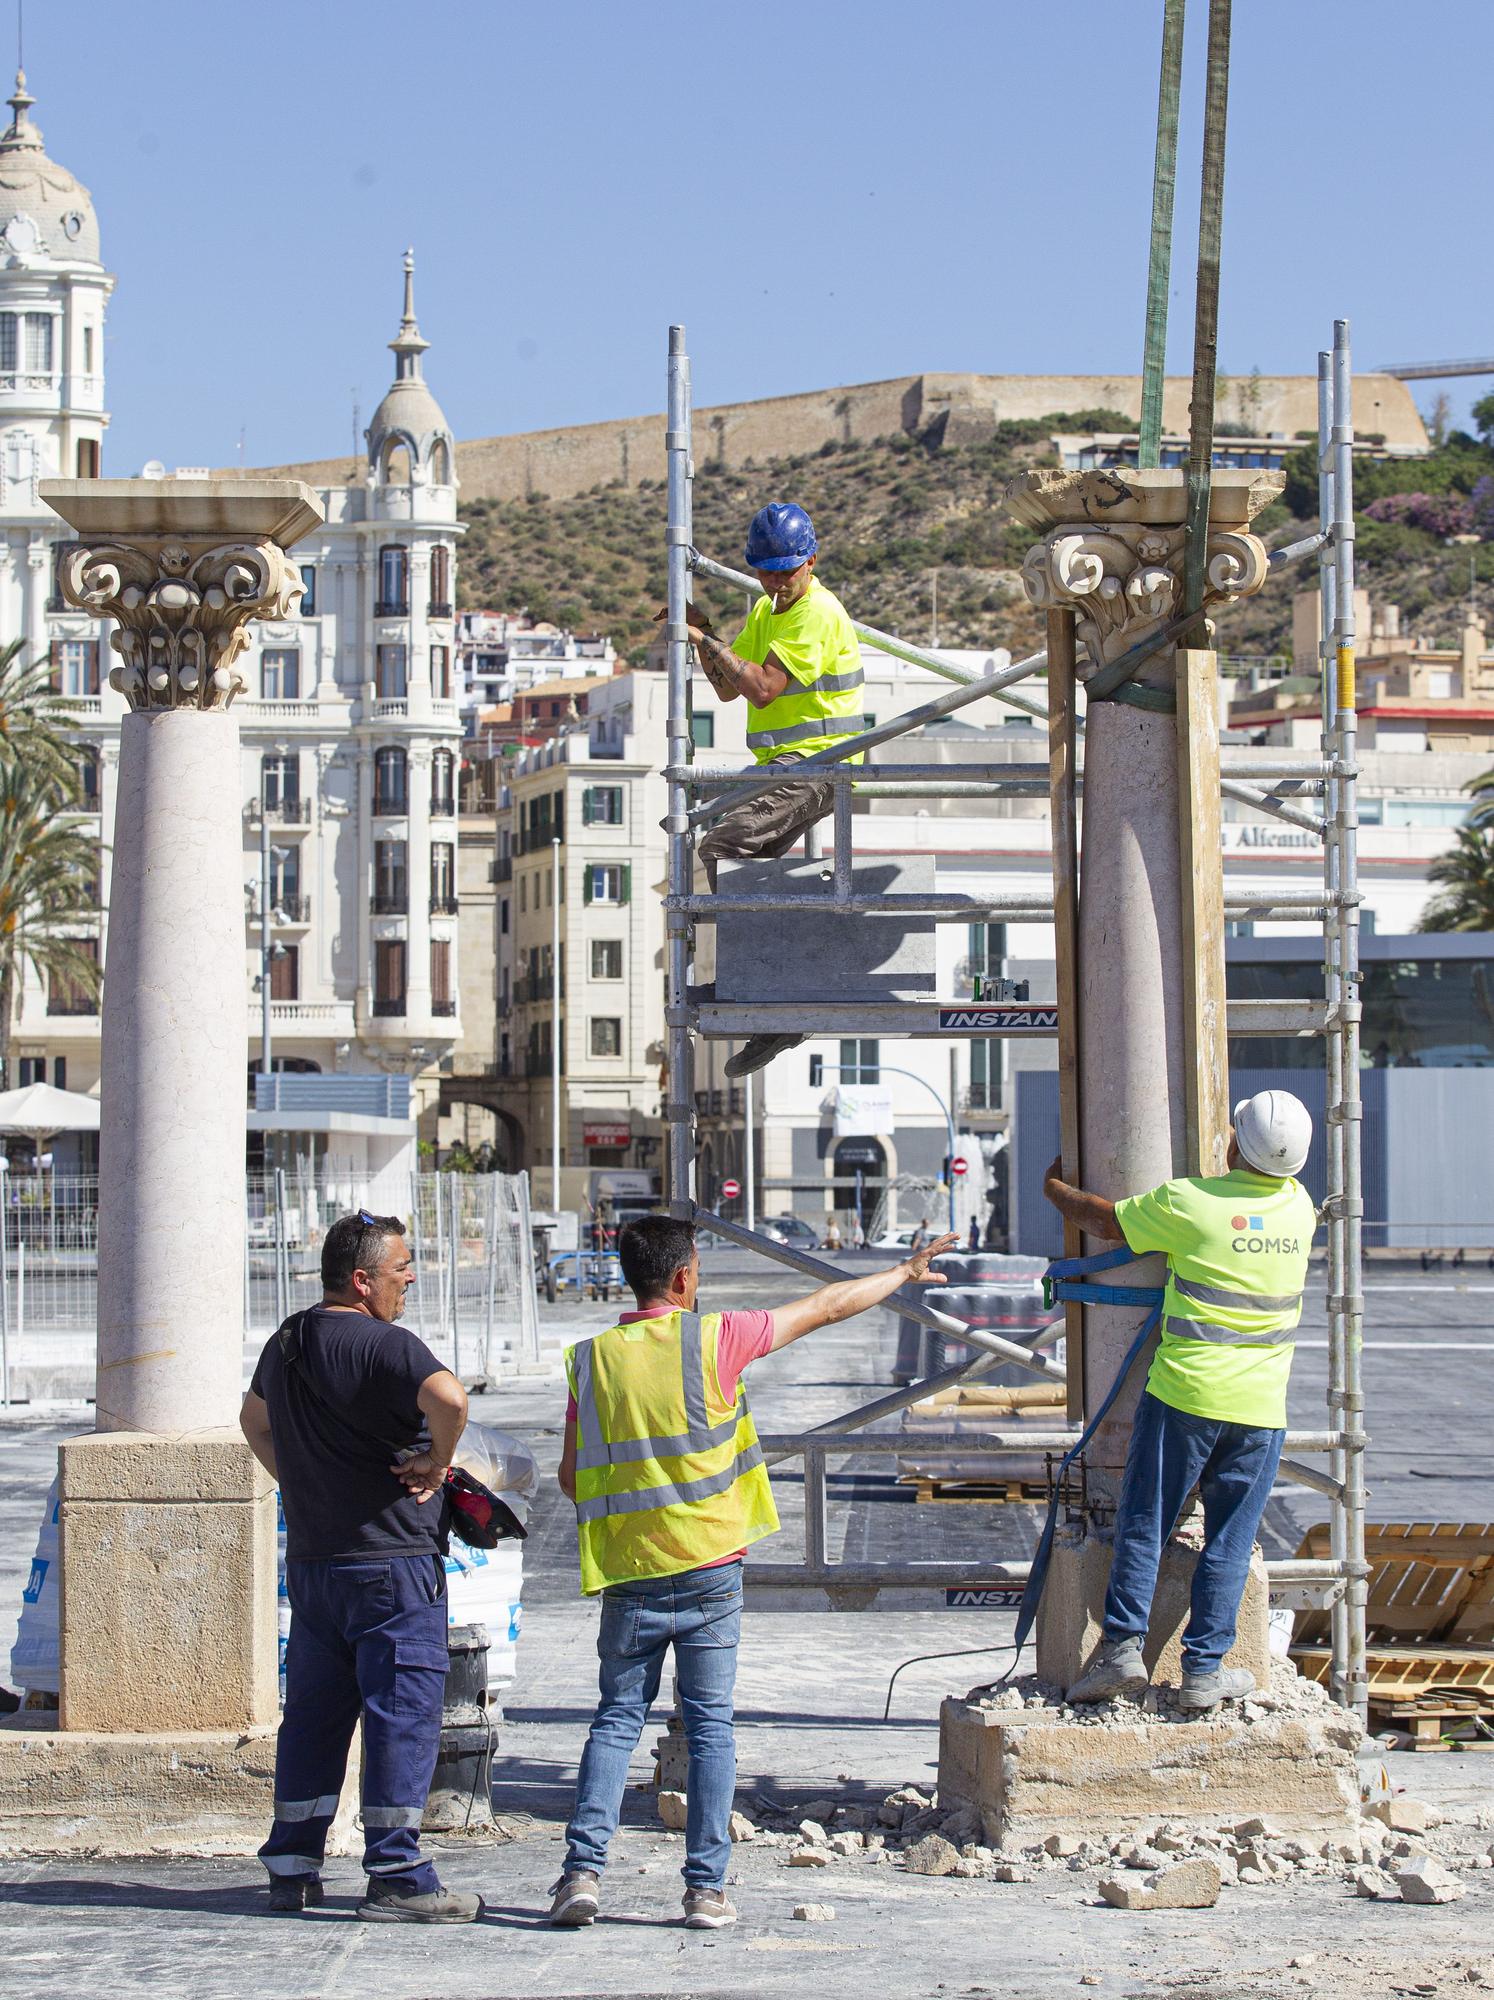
top-left (747, 712), bottom-right (867, 751)
top-left (1172, 1274), bottom-right (1304, 1314)
top-left (1163, 1314), bottom-right (1299, 1347)
top-left (575, 1443), bottom-right (767, 1524)
top-left (573, 1311), bottom-right (741, 1472)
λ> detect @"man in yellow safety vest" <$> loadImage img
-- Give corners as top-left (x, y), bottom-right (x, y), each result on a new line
top-left (548, 1212), bottom-right (956, 1930)
top-left (682, 500), bottom-right (865, 1081)
top-left (1042, 1089), bottom-right (1318, 1712)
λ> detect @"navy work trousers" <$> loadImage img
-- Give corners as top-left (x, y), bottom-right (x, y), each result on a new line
top-left (259, 1552), bottom-right (450, 1893)
top-left (1103, 1390), bottom-right (1285, 1675)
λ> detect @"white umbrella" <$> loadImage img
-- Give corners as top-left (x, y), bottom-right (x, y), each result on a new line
top-left (0, 1081), bottom-right (101, 1147)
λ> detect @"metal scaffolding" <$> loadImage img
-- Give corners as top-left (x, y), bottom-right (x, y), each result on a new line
top-left (661, 320), bottom-right (1368, 1718)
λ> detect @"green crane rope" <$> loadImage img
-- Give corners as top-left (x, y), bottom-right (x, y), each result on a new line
top-left (1183, 0), bottom-right (1232, 621)
top-left (1138, 0), bottom-right (1186, 471)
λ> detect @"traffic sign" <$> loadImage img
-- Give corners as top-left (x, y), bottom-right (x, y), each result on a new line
top-left (950, 1157), bottom-right (968, 1177)
top-left (721, 1177), bottom-right (741, 1200)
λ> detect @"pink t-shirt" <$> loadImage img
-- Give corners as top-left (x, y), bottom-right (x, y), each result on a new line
top-left (565, 1306), bottom-right (775, 1571)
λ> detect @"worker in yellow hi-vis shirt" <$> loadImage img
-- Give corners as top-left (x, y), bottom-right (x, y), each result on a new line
top-left (678, 501), bottom-right (865, 1079)
top-left (1043, 1090), bottom-right (1318, 1713)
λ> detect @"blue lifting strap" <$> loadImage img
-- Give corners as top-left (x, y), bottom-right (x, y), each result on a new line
top-left (1011, 1245), bottom-right (1166, 1658)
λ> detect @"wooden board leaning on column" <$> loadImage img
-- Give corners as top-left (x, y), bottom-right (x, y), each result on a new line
top-left (1045, 609), bottom-right (1084, 1424)
top-left (1175, 646), bottom-right (1230, 1175)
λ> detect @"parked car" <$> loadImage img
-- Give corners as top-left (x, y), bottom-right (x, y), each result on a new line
top-left (757, 1214), bottom-right (820, 1251)
top-left (892, 1252), bottom-right (1060, 1384)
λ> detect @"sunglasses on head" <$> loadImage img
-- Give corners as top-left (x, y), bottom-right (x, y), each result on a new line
top-left (358, 1209), bottom-right (380, 1227)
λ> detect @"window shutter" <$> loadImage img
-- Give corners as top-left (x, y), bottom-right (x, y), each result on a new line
top-left (581, 788), bottom-right (593, 825)
top-left (583, 867), bottom-right (593, 905)
top-left (619, 864), bottom-right (631, 905)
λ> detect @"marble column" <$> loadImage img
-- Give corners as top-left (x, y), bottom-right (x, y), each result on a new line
top-left (41, 477), bottom-right (323, 1733)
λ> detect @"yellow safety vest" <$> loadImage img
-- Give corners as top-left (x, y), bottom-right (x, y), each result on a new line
top-left (732, 578), bottom-right (866, 766)
top-left (1115, 1169), bottom-right (1319, 1428)
top-left (564, 1309), bottom-right (780, 1595)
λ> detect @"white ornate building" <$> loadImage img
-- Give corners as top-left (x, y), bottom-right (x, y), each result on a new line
top-left (4, 73), bottom-right (463, 1162)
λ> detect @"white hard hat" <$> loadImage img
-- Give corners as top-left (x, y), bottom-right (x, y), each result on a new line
top-left (1232, 1090), bottom-right (1313, 1178)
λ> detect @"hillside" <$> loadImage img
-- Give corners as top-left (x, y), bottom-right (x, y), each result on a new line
top-left (456, 417), bottom-right (1494, 671)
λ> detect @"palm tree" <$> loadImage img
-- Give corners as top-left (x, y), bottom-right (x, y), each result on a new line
top-left (0, 759), bottom-right (103, 1088)
top-left (1465, 767), bottom-right (1494, 833)
top-left (1417, 823), bottom-right (1494, 932)
top-left (0, 637), bottom-right (87, 791)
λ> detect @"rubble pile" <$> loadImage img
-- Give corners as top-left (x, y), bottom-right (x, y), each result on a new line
top-left (958, 1657), bottom-right (1343, 1732)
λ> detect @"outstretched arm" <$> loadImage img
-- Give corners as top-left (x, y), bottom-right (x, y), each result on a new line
top-left (1042, 1157), bottom-right (1126, 1244)
top-left (768, 1232), bottom-right (960, 1351)
top-left (655, 602), bottom-right (791, 708)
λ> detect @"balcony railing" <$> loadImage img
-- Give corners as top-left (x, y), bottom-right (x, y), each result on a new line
top-left (429, 893), bottom-right (459, 916)
top-left (371, 891), bottom-right (408, 915)
top-left (431, 793), bottom-right (455, 818)
top-left (372, 996), bottom-right (406, 1017)
top-left (432, 998), bottom-right (457, 1017)
top-left (492, 857), bottom-right (513, 883)
top-left (265, 797), bottom-right (308, 824)
top-left (513, 974), bottom-right (563, 1005)
top-left (374, 598), bottom-right (410, 618)
top-left (272, 894), bottom-right (310, 924)
top-left (373, 793), bottom-right (409, 817)
top-left (427, 599), bottom-right (453, 619)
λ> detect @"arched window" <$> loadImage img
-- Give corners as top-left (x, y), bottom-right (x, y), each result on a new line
top-left (431, 749), bottom-right (455, 815)
top-left (428, 544), bottom-right (451, 615)
top-left (380, 437), bottom-right (413, 484)
top-left (373, 746), bottom-right (408, 815)
top-left (376, 544), bottom-right (408, 617)
top-left (429, 437), bottom-right (452, 485)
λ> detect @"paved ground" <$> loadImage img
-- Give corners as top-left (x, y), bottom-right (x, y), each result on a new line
top-left (1, 1254), bottom-right (1491, 1998)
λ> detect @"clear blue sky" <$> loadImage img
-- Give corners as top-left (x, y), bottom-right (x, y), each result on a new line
top-left (28, 0), bottom-right (1492, 473)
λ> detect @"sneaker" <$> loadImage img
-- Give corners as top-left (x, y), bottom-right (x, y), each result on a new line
top-left (724, 1034), bottom-right (803, 1079)
top-left (1178, 1666), bottom-right (1256, 1712)
top-left (267, 1875), bottom-right (325, 1914)
top-left (547, 1870), bottom-right (600, 1928)
top-left (356, 1881), bottom-right (483, 1924)
top-left (1067, 1636), bottom-right (1149, 1704)
top-left (682, 1886), bottom-right (738, 1929)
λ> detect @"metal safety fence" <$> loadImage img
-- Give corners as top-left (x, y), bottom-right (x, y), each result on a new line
top-left (0, 1168), bottom-right (541, 1403)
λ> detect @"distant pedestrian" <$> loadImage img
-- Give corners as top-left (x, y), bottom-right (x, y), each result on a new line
top-left (548, 1214), bottom-right (958, 1930)
top-left (823, 1217), bottom-right (842, 1252)
top-left (850, 1214), bottom-right (865, 1250)
top-left (909, 1219), bottom-right (928, 1255)
top-left (968, 1216), bottom-right (981, 1253)
top-left (239, 1210), bottom-right (481, 1924)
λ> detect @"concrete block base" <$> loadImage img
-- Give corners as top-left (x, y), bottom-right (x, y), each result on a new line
top-left (0, 1719), bottom-right (277, 1856)
top-left (1035, 1525), bottom-right (1270, 1695)
top-left (938, 1700), bottom-right (1362, 1848)
top-left (59, 1429), bottom-right (278, 1732)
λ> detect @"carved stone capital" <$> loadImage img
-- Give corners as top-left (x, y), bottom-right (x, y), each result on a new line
top-left (1019, 520), bottom-right (1270, 676)
top-left (57, 536), bottom-right (306, 712)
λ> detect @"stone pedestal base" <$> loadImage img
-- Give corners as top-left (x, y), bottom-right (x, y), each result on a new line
top-left (1035, 1526), bottom-right (1270, 1695)
top-left (938, 1701), bottom-right (1361, 1848)
top-left (59, 1430), bottom-right (278, 1732)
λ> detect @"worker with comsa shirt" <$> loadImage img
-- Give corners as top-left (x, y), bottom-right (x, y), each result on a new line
top-left (1042, 1089), bottom-right (1317, 1712)
top-left (547, 1213), bottom-right (956, 1931)
top-left (679, 500), bottom-right (865, 1080)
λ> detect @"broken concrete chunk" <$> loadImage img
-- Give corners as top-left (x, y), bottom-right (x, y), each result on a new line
top-left (993, 1861), bottom-right (1034, 1882)
top-left (792, 1903), bottom-right (835, 1922)
top-left (902, 1833), bottom-right (961, 1877)
top-left (1353, 1864), bottom-right (1398, 1898)
top-left (788, 1847), bottom-right (830, 1868)
top-left (728, 1810), bottom-right (756, 1843)
top-left (1395, 1855), bottom-right (1465, 1905)
top-left (1368, 1797), bottom-right (1430, 1833)
top-left (802, 1797), bottom-right (840, 1823)
top-left (798, 1819), bottom-right (829, 1845)
top-left (1045, 1832), bottom-right (1083, 1857)
top-left (1099, 1875), bottom-right (1156, 1910)
top-left (1237, 1866), bottom-right (1270, 1887)
top-left (1121, 1844), bottom-right (1165, 1870)
top-left (827, 1833), bottom-right (860, 1858)
top-left (1143, 1858), bottom-right (1221, 1909)
top-left (1233, 1816), bottom-right (1279, 1839)
top-left (657, 1790), bottom-right (687, 1830)
top-left (941, 1805), bottom-right (983, 1847)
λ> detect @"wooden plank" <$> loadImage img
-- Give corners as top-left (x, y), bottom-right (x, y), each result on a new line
top-left (1175, 646), bottom-right (1230, 1175)
top-left (1046, 608), bottom-right (1084, 1424)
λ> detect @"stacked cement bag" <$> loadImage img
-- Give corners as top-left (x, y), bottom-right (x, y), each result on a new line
top-left (8, 1478), bottom-right (60, 1700)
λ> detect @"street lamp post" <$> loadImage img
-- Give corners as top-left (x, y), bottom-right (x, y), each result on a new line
top-left (820, 1060), bottom-right (959, 1233)
top-left (551, 836), bottom-right (562, 1209)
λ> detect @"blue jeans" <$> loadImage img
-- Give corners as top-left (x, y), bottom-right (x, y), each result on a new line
top-left (1103, 1391), bottom-right (1285, 1675)
top-left (566, 1560), bottom-right (742, 1890)
top-left (259, 1553), bottom-right (450, 1895)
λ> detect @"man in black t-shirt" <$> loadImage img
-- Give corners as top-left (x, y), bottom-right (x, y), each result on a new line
top-left (240, 1210), bottom-right (481, 1924)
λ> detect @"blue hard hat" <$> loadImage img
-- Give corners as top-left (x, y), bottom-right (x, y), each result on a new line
top-left (744, 502), bottom-right (817, 573)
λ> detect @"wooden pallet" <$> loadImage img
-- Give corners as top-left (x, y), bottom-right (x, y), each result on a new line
top-left (904, 1475), bottom-right (1048, 1506)
top-left (1290, 1523), bottom-right (1494, 1746)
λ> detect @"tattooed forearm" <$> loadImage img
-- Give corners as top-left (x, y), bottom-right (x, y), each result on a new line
top-left (697, 630), bottom-right (745, 700)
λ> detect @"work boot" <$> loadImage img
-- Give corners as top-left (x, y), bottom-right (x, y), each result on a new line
top-left (1067, 1636), bottom-right (1149, 1704)
top-left (682, 1885), bottom-right (738, 1929)
top-left (725, 1034), bottom-right (803, 1079)
top-left (1178, 1666), bottom-right (1256, 1712)
top-left (547, 1870), bottom-right (600, 1927)
top-left (356, 1880), bottom-right (483, 1923)
top-left (266, 1875), bottom-right (325, 1914)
